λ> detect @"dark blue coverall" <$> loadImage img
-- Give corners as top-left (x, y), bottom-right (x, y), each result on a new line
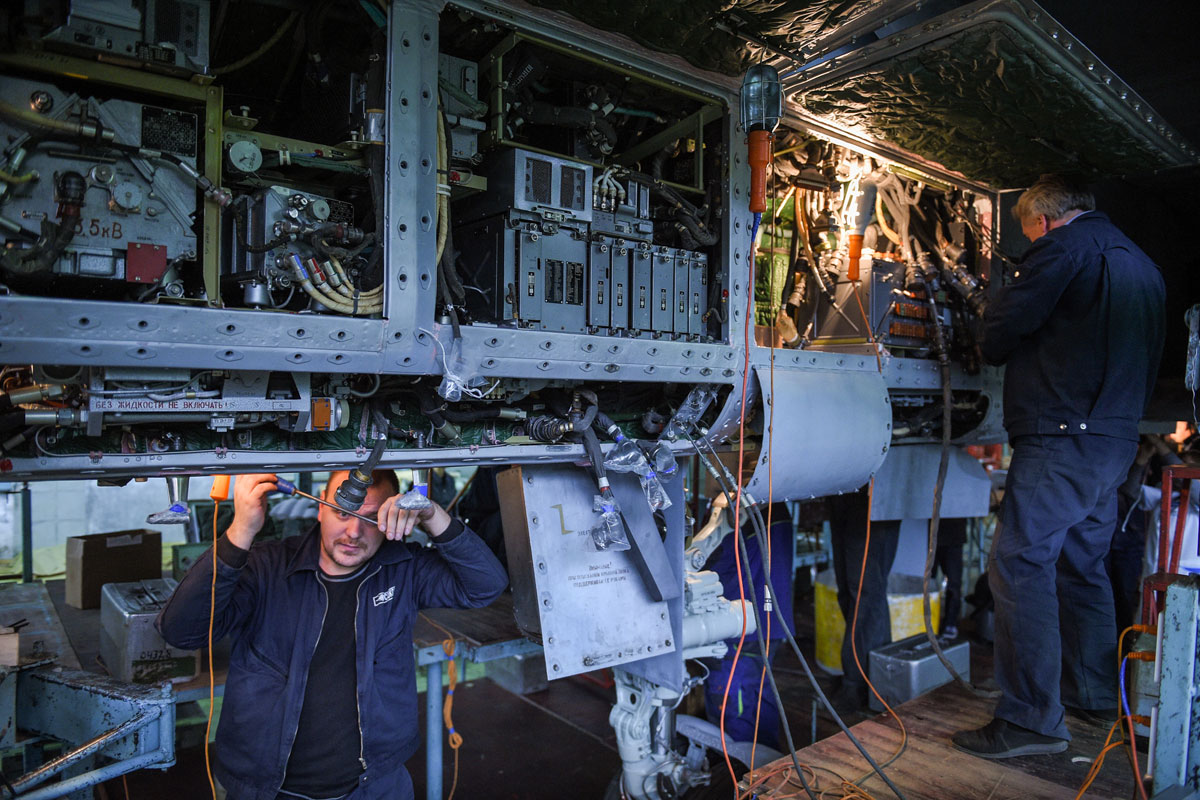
top-left (703, 503), bottom-right (795, 749)
top-left (981, 210), bottom-right (1165, 739)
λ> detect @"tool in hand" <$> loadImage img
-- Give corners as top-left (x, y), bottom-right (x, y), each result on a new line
top-left (274, 476), bottom-right (380, 528)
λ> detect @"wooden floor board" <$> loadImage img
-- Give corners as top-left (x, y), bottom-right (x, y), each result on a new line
top-left (753, 682), bottom-right (1137, 800)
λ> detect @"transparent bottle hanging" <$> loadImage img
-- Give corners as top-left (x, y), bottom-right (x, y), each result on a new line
top-left (590, 495), bottom-right (630, 551)
top-left (603, 434), bottom-right (671, 511)
top-left (649, 442), bottom-right (679, 482)
top-left (639, 469), bottom-right (671, 512)
top-left (603, 434), bottom-right (647, 474)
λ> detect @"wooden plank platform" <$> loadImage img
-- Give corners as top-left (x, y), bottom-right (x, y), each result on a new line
top-left (752, 682), bottom-right (1137, 800)
top-left (414, 592), bottom-right (526, 649)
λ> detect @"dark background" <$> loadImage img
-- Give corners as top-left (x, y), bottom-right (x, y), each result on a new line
top-left (1040, 0), bottom-right (1200, 421)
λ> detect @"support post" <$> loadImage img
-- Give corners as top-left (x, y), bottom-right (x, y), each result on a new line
top-left (425, 659), bottom-right (443, 800)
top-left (20, 484), bottom-right (32, 584)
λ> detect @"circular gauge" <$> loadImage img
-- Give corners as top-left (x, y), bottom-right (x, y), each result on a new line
top-left (307, 198), bottom-right (331, 221)
top-left (90, 165), bottom-right (116, 185)
top-left (111, 181), bottom-right (143, 211)
top-left (228, 140), bottom-right (263, 173)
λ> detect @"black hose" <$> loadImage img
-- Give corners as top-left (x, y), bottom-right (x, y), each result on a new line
top-left (653, 182), bottom-right (701, 219)
top-left (369, 403), bottom-right (389, 433)
top-left (594, 410), bottom-right (619, 436)
top-left (436, 257), bottom-right (455, 317)
top-left (361, 30), bottom-right (387, 288)
top-left (734, 518), bottom-right (820, 800)
top-left (0, 412), bottom-right (24, 436)
top-left (575, 401), bottom-right (598, 432)
top-left (648, 142), bottom-right (675, 180)
top-left (416, 392), bottom-right (451, 431)
top-left (683, 428), bottom-right (908, 800)
top-left (1, 172), bottom-right (84, 276)
top-left (441, 212), bottom-right (466, 306)
top-left (312, 230), bottom-right (374, 264)
top-left (581, 427), bottom-right (607, 483)
top-left (359, 434), bottom-right (386, 474)
top-left (921, 288), bottom-right (998, 699)
top-left (674, 212), bottom-right (718, 247)
top-left (441, 406), bottom-right (503, 423)
top-left (676, 225), bottom-right (696, 251)
top-left (683, 436), bottom-right (819, 800)
top-left (525, 102), bottom-right (617, 150)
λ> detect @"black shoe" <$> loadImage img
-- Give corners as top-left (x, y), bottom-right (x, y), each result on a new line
top-left (1065, 705), bottom-right (1116, 725)
top-left (951, 718), bottom-right (1068, 759)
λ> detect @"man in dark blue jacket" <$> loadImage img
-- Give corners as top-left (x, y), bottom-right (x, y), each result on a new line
top-left (157, 470), bottom-right (509, 799)
top-left (952, 175), bottom-right (1165, 759)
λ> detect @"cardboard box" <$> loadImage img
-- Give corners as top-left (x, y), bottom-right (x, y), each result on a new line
top-left (0, 629), bottom-right (18, 667)
top-left (65, 530), bottom-right (162, 609)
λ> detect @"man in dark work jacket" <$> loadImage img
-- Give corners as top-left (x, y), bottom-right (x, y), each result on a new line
top-left (157, 470), bottom-right (508, 799)
top-left (952, 175), bottom-right (1165, 758)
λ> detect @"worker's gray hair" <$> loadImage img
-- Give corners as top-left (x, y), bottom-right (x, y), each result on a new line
top-left (1013, 174), bottom-right (1095, 222)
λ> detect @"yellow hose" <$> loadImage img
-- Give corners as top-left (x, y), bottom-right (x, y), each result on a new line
top-left (435, 108), bottom-right (448, 266)
top-left (875, 189), bottom-right (902, 246)
top-left (297, 277), bottom-right (382, 315)
top-left (0, 99), bottom-right (115, 142)
top-left (327, 257), bottom-right (383, 299)
top-left (0, 168), bottom-right (37, 185)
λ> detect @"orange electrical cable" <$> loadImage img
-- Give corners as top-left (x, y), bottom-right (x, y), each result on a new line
top-left (851, 282), bottom-right (881, 373)
top-left (422, 613), bottom-right (464, 800)
top-left (1123, 653), bottom-right (1150, 800)
top-left (847, 479), bottom-right (907, 790)
top-left (205, 501), bottom-right (218, 800)
top-left (1073, 721), bottom-right (1125, 800)
top-left (749, 171), bottom-right (779, 777)
top-left (719, 199), bottom-right (761, 798)
top-left (1117, 624), bottom-right (1155, 677)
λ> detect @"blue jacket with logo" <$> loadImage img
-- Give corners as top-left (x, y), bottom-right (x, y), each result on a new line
top-left (981, 211), bottom-right (1165, 441)
top-left (156, 521), bottom-right (508, 800)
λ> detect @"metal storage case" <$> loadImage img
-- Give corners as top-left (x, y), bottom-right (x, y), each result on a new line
top-left (100, 578), bottom-right (199, 685)
top-left (868, 633), bottom-right (970, 712)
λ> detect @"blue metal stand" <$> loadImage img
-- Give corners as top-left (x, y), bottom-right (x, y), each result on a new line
top-left (425, 659), bottom-right (442, 800)
top-left (414, 629), bottom-right (541, 800)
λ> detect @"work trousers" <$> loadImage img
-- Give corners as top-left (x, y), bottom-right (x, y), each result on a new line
top-left (248, 766), bottom-right (413, 800)
top-left (704, 645), bottom-right (782, 750)
top-left (990, 434), bottom-right (1137, 739)
top-left (829, 490), bottom-right (900, 689)
top-left (935, 540), bottom-right (964, 633)
top-left (1106, 483), bottom-right (1148, 636)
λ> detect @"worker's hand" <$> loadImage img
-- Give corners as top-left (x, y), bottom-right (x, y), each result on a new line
top-left (774, 309), bottom-right (799, 346)
top-left (376, 495), bottom-right (454, 541)
top-left (226, 473), bottom-right (278, 550)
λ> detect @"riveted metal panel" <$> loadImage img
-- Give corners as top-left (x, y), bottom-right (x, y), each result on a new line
top-left (745, 365), bottom-right (891, 501)
top-left (497, 465), bottom-right (674, 680)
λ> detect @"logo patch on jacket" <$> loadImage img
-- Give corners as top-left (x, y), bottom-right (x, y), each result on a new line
top-left (373, 586), bottom-right (395, 607)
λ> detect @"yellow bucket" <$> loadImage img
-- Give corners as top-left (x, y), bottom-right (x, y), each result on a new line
top-left (814, 571), bottom-right (941, 674)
